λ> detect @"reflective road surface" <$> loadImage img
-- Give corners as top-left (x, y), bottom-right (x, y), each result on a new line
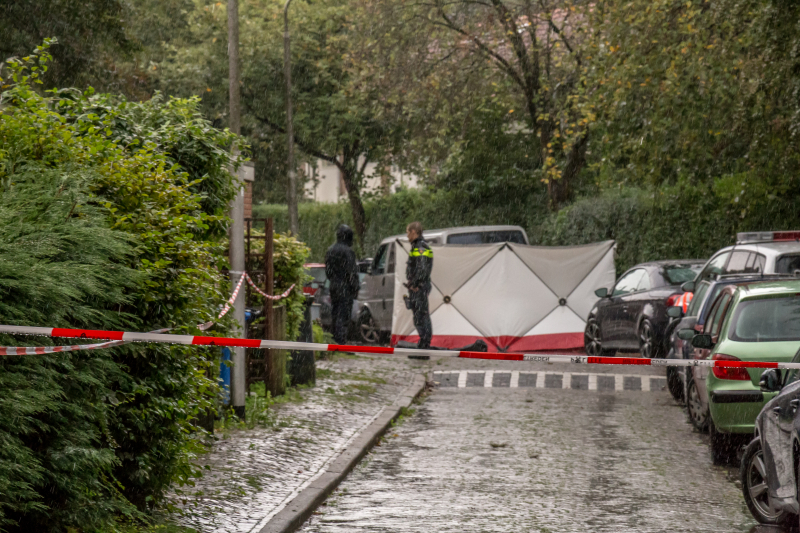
top-left (298, 360), bottom-right (773, 533)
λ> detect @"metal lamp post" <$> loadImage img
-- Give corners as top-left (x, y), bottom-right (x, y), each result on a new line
top-left (284, 0), bottom-right (299, 236)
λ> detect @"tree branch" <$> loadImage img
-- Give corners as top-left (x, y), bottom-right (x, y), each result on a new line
top-left (252, 113), bottom-right (341, 166)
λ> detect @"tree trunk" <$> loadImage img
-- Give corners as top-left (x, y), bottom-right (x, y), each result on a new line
top-left (340, 167), bottom-right (367, 247)
top-left (550, 132), bottom-right (589, 209)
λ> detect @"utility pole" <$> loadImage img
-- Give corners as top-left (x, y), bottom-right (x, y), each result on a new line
top-left (284, 0), bottom-right (299, 236)
top-left (228, 0), bottom-right (247, 419)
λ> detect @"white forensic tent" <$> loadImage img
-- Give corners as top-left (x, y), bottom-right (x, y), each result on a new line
top-left (391, 240), bottom-right (616, 352)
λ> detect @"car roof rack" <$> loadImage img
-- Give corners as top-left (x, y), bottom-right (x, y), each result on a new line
top-left (715, 273), bottom-right (800, 280)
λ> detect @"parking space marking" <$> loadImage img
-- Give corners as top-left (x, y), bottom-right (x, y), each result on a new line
top-left (433, 371), bottom-right (666, 392)
top-left (519, 372), bottom-right (537, 387)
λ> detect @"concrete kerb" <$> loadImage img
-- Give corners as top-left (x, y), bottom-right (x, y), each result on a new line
top-left (256, 372), bottom-right (428, 533)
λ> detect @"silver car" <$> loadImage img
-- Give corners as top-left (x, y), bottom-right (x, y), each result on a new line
top-left (355, 225), bottom-right (529, 343)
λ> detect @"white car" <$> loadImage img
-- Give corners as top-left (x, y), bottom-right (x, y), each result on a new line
top-left (687, 231), bottom-right (800, 292)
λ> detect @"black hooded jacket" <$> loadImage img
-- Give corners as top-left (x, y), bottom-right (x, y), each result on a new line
top-left (325, 225), bottom-right (360, 299)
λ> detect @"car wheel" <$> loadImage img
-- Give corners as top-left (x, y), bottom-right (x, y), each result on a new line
top-left (638, 319), bottom-right (660, 359)
top-left (741, 438), bottom-right (791, 525)
top-left (710, 419), bottom-right (738, 465)
top-left (359, 312), bottom-right (380, 344)
top-left (584, 319), bottom-right (613, 357)
top-left (666, 366), bottom-right (684, 403)
top-left (686, 376), bottom-right (709, 432)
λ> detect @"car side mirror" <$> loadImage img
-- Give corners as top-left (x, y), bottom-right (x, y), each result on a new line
top-left (681, 281), bottom-right (695, 292)
top-left (760, 368), bottom-right (783, 393)
top-left (677, 329), bottom-right (695, 341)
top-left (667, 306), bottom-right (683, 318)
top-left (691, 334), bottom-right (714, 349)
top-left (594, 287), bottom-right (609, 298)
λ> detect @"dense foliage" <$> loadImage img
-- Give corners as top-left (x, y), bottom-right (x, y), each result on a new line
top-left (0, 46), bottom-right (241, 531)
top-left (245, 231), bottom-right (311, 341)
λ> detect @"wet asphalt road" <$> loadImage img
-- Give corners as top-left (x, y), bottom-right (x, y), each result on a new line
top-left (298, 358), bottom-right (779, 533)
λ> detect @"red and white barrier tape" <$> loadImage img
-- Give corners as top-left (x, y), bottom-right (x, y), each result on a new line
top-left (215, 272), bottom-right (247, 321)
top-left (245, 274), bottom-right (295, 301)
top-left (0, 328), bottom-right (171, 356)
top-left (0, 339), bottom-right (127, 356)
top-left (197, 274), bottom-right (297, 331)
top-left (1, 324), bottom-right (798, 370)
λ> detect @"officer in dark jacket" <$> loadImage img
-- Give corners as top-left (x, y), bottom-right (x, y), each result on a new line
top-left (325, 225), bottom-right (360, 344)
top-left (405, 221), bottom-right (433, 349)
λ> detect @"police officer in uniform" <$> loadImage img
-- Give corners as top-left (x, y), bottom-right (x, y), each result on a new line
top-left (405, 221), bottom-right (433, 349)
top-left (325, 225), bottom-right (360, 345)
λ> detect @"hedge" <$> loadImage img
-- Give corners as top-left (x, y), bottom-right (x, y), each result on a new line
top-left (0, 45), bottom-right (240, 531)
top-left (255, 185), bottom-right (800, 275)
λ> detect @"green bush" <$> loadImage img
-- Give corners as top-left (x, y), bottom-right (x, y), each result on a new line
top-left (244, 231), bottom-right (311, 341)
top-left (0, 45), bottom-right (241, 531)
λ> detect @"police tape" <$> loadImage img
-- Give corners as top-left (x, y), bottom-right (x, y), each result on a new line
top-left (244, 274), bottom-right (295, 301)
top-left (0, 328), bottom-right (171, 356)
top-left (197, 274), bottom-right (297, 331)
top-left (1, 324), bottom-right (799, 370)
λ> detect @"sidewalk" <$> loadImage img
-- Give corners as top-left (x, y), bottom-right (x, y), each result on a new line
top-left (171, 353), bottom-right (426, 533)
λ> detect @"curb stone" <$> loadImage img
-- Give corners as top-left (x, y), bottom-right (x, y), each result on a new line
top-left (256, 373), bottom-right (428, 533)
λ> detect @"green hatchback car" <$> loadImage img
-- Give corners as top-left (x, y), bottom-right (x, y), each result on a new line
top-left (684, 280), bottom-right (800, 464)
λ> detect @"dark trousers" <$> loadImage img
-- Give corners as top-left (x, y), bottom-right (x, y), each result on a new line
top-left (331, 296), bottom-right (353, 345)
top-left (409, 287), bottom-right (432, 349)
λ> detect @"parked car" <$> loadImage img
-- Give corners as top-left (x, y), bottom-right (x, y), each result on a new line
top-left (681, 280), bottom-right (800, 464)
top-left (584, 260), bottom-right (703, 358)
top-left (356, 225), bottom-right (529, 343)
top-left (303, 263), bottom-right (327, 296)
top-left (741, 349), bottom-right (800, 526)
top-left (685, 231), bottom-right (800, 292)
top-left (665, 274), bottom-right (798, 404)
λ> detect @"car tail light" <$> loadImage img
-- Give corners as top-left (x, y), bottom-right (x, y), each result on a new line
top-left (665, 293), bottom-right (680, 307)
top-left (711, 353), bottom-right (751, 381)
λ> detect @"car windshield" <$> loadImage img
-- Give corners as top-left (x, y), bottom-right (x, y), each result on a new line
top-left (686, 281), bottom-right (710, 317)
top-left (776, 254), bottom-right (800, 275)
top-left (664, 265), bottom-right (702, 285)
top-left (728, 295), bottom-right (800, 342)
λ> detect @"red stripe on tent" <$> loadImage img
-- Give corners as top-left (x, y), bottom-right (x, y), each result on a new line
top-left (328, 344), bottom-right (394, 354)
top-left (191, 336), bottom-right (262, 348)
top-left (459, 351), bottom-right (524, 361)
top-left (504, 332), bottom-right (585, 352)
top-left (588, 356), bottom-right (652, 366)
top-left (391, 334), bottom-right (503, 351)
top-left (52, 328), bottom-right (124, 341)
top-left (392, 333), bottom-right (584, 353)
top-left (718, 361), bottom-right (778, 369)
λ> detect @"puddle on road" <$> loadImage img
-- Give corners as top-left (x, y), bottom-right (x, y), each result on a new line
top-left (300, 388), bottom-right (763, 533)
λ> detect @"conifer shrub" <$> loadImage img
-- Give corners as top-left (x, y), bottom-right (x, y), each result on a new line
top-left (0, 43), bottom-right (242, 531)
